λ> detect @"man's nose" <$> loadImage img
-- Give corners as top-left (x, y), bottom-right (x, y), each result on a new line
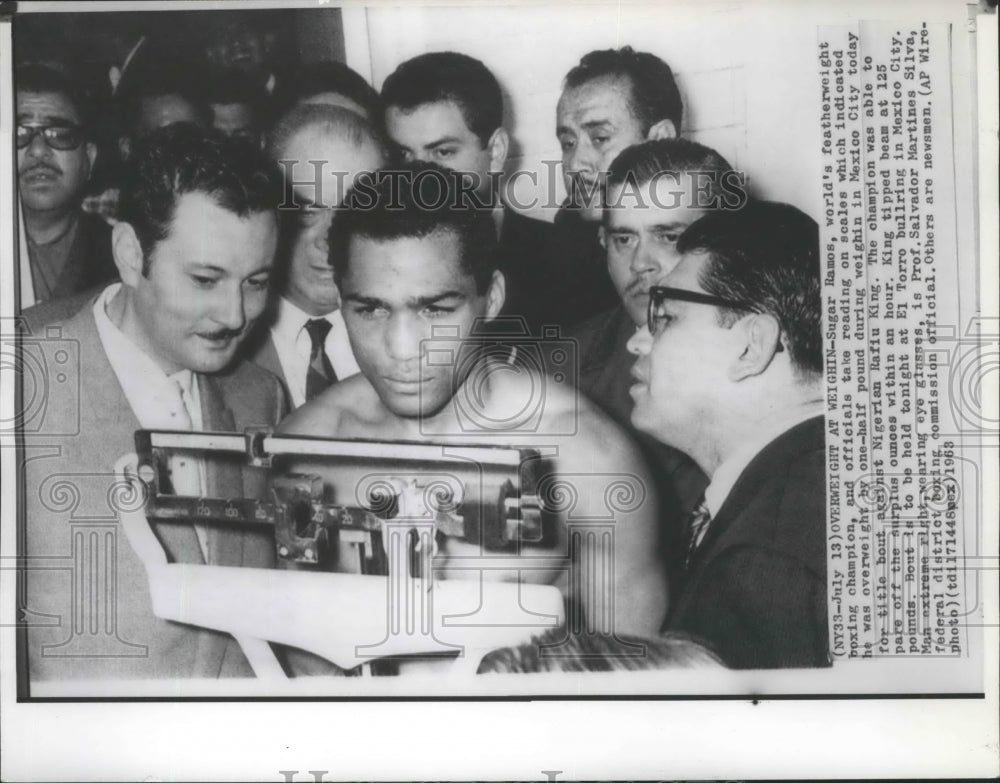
top-left (629, 238), bottom-right (662, 276)
top-left (565, 138), bottom-right (598, 175)
top-left (25, 132), bottom-right (53, 160)
top-left (213, 285), bottom-right (247, 332)
top-left (627, 324), bottom-right (653, 356)
top-left (384, 312), bottom-right (423, 362)
top-left (311, 211), bottom-right (333, 253)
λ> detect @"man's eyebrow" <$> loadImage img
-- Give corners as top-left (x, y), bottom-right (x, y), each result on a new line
top-left (581, 119), bottom-right (614, 132)
top-left (411, 291), bottom-right (465, 306)
top-left (606, 226), bottom-right (639, 234)
top-left (17, 113), bottom-right (77, 126)
top-left (555, 125), bottom-right (576, 137)
top-left (423, 135), bottom-right (464, 149)
top-left (649, 221), bottom-right (692, 232)
top-left (344, 293), bottom-right (384, 306)
top-left (187, 262), bottom-right (270, 278)
top-left (187, 263), bottom-right (229, 275)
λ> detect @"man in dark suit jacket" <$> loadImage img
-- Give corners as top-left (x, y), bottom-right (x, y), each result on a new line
top-left (20, 126), bottom-right (287, 687)
top-left (627, 201), bottom-right (829, 669)
top-left (571, 139), bottom-right (745, 590)
top-left (242, 103), bottom-right (387, 408)
top-left (549, 47), bottom-right (684, 329)
top-left (16, 64), bottom-right (117, 308)
top-left (381, 52), bottom-right (556, 335)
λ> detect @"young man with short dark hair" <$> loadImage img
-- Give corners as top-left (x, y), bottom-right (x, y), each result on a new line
top-left (381, 52), bottom-right (555, 335)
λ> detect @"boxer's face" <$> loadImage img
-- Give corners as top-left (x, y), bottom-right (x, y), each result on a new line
top-left (341, 229), bottom-right (502, 419)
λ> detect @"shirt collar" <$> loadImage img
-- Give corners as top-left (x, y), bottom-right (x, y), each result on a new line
top-left (92, 283), bottom-right (200, 428)
top-left (273, 296), bottom-right (336, 342)
top-left (703, 401), bottom-right (825, 518)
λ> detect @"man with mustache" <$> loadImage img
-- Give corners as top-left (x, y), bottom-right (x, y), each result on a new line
top-left (547, 47), bottom-right (683, 329)
top-left (245, 104), bottom-right (387, 409)
top-left (21, 125), bottom-right (287, 684)
top-left (280, 163), bottom-right (669, 640)
top-left (16, 64), bottom-right (117, 308)
top-left (571, 138), bottom-right (746, 592)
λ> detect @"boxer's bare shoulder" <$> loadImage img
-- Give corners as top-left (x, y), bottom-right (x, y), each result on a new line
top-left (277, 374), bottom-right (384, 438)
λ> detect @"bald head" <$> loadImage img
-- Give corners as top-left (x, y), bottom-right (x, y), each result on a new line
top-left (268, 104), bottom-right (387, 317)
top-left (268, 103), bottom-right (387, 210)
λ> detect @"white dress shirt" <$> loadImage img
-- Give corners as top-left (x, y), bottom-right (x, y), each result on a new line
top-left (703, 400), bottom-right (826, 519)
top-left (93, 283), bottom-right (210, 558)
top-left (269, 296), bottom-right (359, 408)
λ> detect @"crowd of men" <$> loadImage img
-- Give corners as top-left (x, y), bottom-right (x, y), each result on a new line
top-left (17, 20), bottom-right (829, 682)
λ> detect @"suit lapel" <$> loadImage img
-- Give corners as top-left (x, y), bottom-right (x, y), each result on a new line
top-left (69, 304), bottom-right (206, 565)
top-left (691, 416), bottom-right (825, 569)
top-left (246, 330), bottom-right (290, 399)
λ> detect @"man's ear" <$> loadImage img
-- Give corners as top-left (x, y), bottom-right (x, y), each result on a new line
top-left (486, 127), bottom-right (509, 174)
top-left (118, 135), bottom-right (131, 163)
top-left (485, 269), bottom-right (506, 320)
top-left (598, 225), bottom-right (608, 249)
top-left (728, 313), bottom-right (784, 382)
top-left (112, 221), bottom-right (146, 287)
top-left (646, 118), bottom-right (678, 140)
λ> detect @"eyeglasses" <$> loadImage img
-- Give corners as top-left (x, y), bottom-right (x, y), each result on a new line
top-left (647, 285), bottom-right (755, 336)
top-left (16, 123), bottom-right (85, 151)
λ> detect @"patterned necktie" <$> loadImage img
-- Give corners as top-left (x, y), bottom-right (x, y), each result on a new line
top-left (304, 318), bottom-right (337, 401)
top-left (683, 499), bottom-right (713, 569)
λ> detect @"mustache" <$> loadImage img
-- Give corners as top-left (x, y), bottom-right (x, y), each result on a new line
top-left (21, 162), bottom-right (63, 177)
top-left (198, 328), bottom-right (244, 341)
top-left (625, 278), bottom-right (654, 297)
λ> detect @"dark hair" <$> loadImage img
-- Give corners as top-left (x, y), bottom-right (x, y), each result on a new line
top-left (203, 67), bottom-right (271, 119)
top-left (564, 46), bottom-right (683, 134)
top-left (266, 102), bottom-right (389, 166)
top-left (477, 628), bottom-right (726, 673)
top-left (278, 60), bottom-right (381, 121)
top-left (329, 161), bottom-right (498, 294)
top-left (677, 201), bottom-right (822, 375)
top-left (15, 63), bottom-right (96, 137)
top-left (118, 124), bottom-right (281, 275)
top-left (380, 52), bottom-right (503, 146)
top-left (115, 62), bottom-right (212, 137)
top-left (604, 138), bottom-right (742, 215)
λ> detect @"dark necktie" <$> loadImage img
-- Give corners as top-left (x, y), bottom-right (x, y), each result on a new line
top-left (683, 499), bottom-right (713, 569)
top-left (304, 318), bottom-right (337, 401)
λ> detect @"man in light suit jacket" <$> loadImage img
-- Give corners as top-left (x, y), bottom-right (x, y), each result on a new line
top-left (627, 201), bottom-right (829, 669)
top-left (242, 103), bottom-right (387, 408)
top-left (20, 125), bottom-right (287, 687)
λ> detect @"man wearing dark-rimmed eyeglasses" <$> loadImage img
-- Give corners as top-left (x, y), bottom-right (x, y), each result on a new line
top-left (627, 200), bottom-right (829, 669)
top-left (16, 64), bottom-right (117, 308)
